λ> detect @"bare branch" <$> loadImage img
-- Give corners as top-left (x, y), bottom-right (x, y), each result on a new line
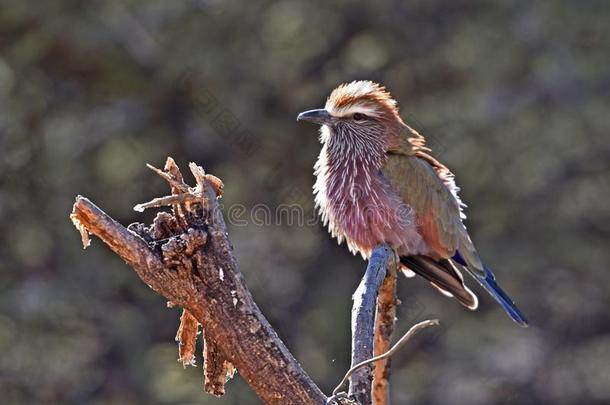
top-left (348, 245), bottom-right (393, 404)
top-left (70, 158), bottom-right (326, 405)
top-left (70, 158), bottom-right (441, 405)
top-left (372, 258), bottom-right (398, 405)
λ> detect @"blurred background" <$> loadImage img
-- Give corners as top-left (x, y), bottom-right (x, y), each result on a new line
top-left (1, 1), bottom-right (609, 404)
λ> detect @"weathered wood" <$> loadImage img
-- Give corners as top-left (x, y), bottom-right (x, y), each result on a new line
top-left (372, 260), bottom-right (398, 405)
top-left (70, 159), bottom-right (326, 405)
top-left (176, 309), bottom-right (199, 367)
top-left (203, 329), bottom-right (236, 396)
top-left (348, 245), bottom-right (393, 404)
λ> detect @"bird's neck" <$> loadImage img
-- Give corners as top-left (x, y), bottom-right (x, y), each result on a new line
top-left (314, 129), bottom-right (386, 207)
top-left (313, 129), bottom-right (422, 258)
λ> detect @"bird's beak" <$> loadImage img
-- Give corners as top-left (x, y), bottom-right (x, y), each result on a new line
top-left (297, 109), bottom-right (332, 125)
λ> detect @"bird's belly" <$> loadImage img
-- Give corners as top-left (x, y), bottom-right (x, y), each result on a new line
top-left (319, 186), bottom-right (427, 259)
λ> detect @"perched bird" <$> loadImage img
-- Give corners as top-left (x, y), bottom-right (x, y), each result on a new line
top-left (297, 80), bottom-right (527, 326)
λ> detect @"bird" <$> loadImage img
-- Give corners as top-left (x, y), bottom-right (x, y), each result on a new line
top-left (297, 80), bottom-right (528, 327)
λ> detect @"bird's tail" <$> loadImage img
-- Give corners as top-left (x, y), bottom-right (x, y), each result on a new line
top-left (400, 255), bottom-right (478, 310)
top-left (452, 251), bottom-right (528, 327)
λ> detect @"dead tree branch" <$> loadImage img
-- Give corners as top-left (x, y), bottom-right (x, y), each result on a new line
top-left (70, 158), bottom-right (326, 405)
top-left (348, 245), bottom-right (393, 404)
top-left (372, 257), bottom-right (398, 405)
top-left (70, 158), bottom-right (440, 405)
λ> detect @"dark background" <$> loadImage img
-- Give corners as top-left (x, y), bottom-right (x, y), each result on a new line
top-left (1, 1), bottom-right (609, 404)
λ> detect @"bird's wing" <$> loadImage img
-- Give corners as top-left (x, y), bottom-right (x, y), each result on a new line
top-left (382, 151), bottom-right (465, 258)
top-left (384, 125), bottom-right (528, 326)
top-left (400, 255), bottom-right (478, 310)
top-left (383, 127), bottom-right (528, 325)
top-left (384, 123), bottom-right (484, 270)
top-left (383, 151), bottom-right (483, 309)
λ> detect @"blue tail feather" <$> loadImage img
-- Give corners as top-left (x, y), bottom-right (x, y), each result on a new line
top-left (452, 251), bottom-right (528, 327)
top-left (478, 266), bottom-right (529, 327)
top-left (452, 251), bottom-right (467, 266)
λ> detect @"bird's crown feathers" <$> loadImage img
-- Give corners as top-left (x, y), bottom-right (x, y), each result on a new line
top-left (325, 80), bottom-right (399, 118)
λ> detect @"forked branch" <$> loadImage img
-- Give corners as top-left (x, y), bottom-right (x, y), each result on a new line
top-left (70, 158), bottom-right (325, 404)
top-left (69, 158), bottom-right (438, 405)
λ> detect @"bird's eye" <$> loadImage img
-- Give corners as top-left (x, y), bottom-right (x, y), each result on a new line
top-left (352, 112), bottom-right (366, 121)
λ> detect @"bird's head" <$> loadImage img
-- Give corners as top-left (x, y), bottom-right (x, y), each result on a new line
top-left (297, 81), bottom-right (404, 146)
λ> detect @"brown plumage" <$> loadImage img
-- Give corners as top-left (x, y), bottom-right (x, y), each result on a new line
top-left (298, 80), bottom-right (527, 326)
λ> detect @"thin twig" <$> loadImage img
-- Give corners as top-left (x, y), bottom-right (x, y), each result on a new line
top-left (133, 193), bottom-right (202, 212)
top-left (146, 163), bottom-right (190, 192)
top-left (328, 319), bottom-right (439, 403)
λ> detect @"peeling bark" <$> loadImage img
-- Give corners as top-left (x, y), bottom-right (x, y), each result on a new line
top-left (372, 260), bottom-right (398, 405)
